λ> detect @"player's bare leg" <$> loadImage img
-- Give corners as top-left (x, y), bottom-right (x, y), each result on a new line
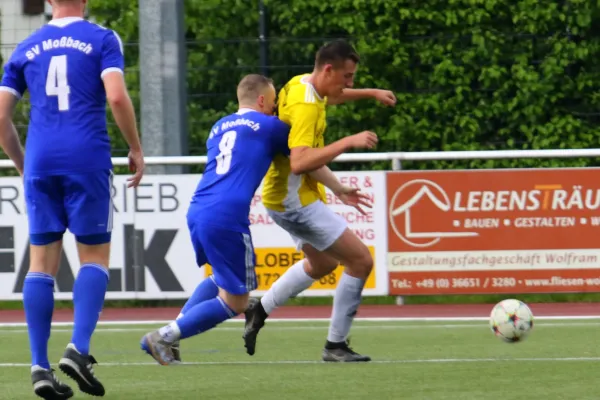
top-left (243, 247), bottom-right (338, 355)
top-left (26, 239), bottom-right (74, 400)
top-left (321, 228), bottom-right (373, 362)
top-left (58, 241), bottom-right (110, 397)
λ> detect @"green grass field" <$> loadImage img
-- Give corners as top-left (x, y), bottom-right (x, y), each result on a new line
top-left (1, 318), bottom-right (599, 399)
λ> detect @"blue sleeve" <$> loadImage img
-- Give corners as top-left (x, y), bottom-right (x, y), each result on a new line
top-left (0, 50), bottom-right (26, 99)
top-left (100, 30), bottom-right (125, 78)
top-left (269, 117), bottom-right (291, 156)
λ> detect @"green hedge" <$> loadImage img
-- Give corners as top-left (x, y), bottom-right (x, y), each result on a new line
top-left (7, 0), bottom-right (600, 171)
top-left (76, 0), bottom-right (600, 173)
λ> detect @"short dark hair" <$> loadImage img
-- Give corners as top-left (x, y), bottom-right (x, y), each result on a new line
top-left (315, 39), bottom-right (360, 69)
top-left (237, 74), bottom-right (274, 103)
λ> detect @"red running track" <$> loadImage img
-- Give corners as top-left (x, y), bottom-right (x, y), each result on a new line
top-left (0, 303), bottom-right (599, 323)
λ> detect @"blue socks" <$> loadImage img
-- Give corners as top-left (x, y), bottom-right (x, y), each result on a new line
top-left (71, 264), bottom-right (109, 355)
top-left (178, 276), bottom-right (219, 317)
top-left (23, 272), bottom-right (55, 369)
top-left (160, 297), bottom-right (236, 341)
top-left (178, 297), bottom-right (235, 339)
top-left (23, 264), bottom-right (108, 368)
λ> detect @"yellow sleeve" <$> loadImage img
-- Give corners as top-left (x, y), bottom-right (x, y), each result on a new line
top-left (288, 103), bottom-right (319, 149)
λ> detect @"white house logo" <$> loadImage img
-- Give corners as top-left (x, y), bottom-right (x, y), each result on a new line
top-left (388, 179), bottom-right (478, 248)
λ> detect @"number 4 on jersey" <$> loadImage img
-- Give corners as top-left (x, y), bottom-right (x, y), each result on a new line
top-left (216, 130), bottom-right (237, 175)
top-left (46, 55), bottom-right (71, 111)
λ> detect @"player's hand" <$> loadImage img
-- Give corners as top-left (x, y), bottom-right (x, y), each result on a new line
top-left (334, 186), bottom-right (373, 215)
top-left (373, 89), bottom-right (396, 106)
top-left (346, 131), bottom-right (378, 149)
top-left (127, 149), bottom-right (145, 188)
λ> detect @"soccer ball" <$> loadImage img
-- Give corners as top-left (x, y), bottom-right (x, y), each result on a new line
top-left (489, 299), bottom-right (534, 343)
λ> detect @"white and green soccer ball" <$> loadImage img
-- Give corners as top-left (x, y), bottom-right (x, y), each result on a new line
top-left (489, 299), bottom-right (534, 343)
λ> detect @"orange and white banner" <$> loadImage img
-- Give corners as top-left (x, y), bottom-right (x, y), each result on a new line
top-left (386, 168), bottom-right (600, 295)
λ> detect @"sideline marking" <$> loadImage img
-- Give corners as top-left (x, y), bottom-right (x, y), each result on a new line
top-left (1, 315), bottom-right (600, 328)
top-left (1, 357), bottom-right (600, 367)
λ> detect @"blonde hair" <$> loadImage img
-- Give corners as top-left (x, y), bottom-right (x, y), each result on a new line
top-left (237, 74), bottom-right (273, 104)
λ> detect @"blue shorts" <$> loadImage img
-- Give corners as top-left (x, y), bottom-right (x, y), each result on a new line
top-left (187, 216), bottom-right (257, 295)
top-left (24, 170), bottom-right (113, 245)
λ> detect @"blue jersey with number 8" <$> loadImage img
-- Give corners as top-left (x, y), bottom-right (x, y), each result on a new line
top-left (0, 17), bottom-right (124, 175)
top-left (189, 108), bottom-right (290, 233)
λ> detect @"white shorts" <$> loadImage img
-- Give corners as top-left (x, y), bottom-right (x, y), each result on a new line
top-left (267, 201), bottom-right (348, 252)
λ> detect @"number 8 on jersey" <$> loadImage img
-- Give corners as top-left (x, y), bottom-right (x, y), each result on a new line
top-left (216, 130), bottom-right (237, 175)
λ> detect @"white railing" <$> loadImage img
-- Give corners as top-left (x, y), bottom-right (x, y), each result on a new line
top-left (0, 148), bottom-right (598, 169)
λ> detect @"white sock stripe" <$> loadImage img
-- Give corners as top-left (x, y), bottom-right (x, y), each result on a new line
top-left (80, 263), bottom-right (109, 278)
top-left (216, 296), bottom-right (236, 318)
top-left (25, 272), bottom-right (55, 282)
top-left (26, 272), bottom-right (54, 277)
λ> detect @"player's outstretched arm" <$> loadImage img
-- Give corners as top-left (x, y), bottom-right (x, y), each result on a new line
top-left (288, 103), bottom-right (378, 174)
top-left (327, 88), bottom-right (397, 106)
top-left (291, 131), bottom-right (378, 175)
top-left (0, 92), bottom-right (24, 175)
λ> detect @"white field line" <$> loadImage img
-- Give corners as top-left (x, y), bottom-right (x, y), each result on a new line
top-left (1, 314), bottom-right (600, 328)
top-left (1, 321), bottom-right (600, 334)
top-left (2, 357), bottom-right (600, 367)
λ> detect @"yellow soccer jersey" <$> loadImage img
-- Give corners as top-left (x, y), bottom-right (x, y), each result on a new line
top-left (262, 74), bottom-right (328, 211)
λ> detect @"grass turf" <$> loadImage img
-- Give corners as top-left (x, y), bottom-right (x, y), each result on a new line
top-left (0, 318), bottom-right (598, 399)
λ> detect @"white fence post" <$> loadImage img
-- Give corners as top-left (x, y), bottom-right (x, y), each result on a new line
top-left (391, 157), bottom-right (404, 305)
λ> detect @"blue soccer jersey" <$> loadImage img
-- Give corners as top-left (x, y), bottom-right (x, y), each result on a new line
top-left (0, 16), bottom-right (124, 175)
top-left (188, 108), bottom-right (290, 232)
top-left (187, 108), bottom-right (290, 294)
top-left (0, 17), bottom-right (124, 243)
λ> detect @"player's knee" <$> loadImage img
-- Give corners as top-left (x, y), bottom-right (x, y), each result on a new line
top-left (229, 300), bottom-right (249, 315)
top-left (29, 237), bottom-right (64, 275)
top-left (305, 259), bottom-right (338, 279)
top-left (76, 235), bottom-right (111, 267)
top-left (345, 248), bottom-right (373, 280)
top-left (219, 290), bottom-right (250, 315)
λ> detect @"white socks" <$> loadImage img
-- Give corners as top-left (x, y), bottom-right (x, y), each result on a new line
top-left (158, 321), bottom-right (181, 343)
top-left (327, 272), bottom-right (365, 343)
top-left (260, 259), bottom-right (314, 314)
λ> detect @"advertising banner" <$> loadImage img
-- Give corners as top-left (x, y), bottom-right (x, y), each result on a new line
top-left (0, 172), bottom-right (387, 300)
top-left (0, 175), bottom-right (203, 300)
top-left (386, 169), bottom-right (600, 295)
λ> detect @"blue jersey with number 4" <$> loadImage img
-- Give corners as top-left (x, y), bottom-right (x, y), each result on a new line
top-left (189, 108), bottom-right (290, 232)
top-left (0, 17), bottom-right (124, 175)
